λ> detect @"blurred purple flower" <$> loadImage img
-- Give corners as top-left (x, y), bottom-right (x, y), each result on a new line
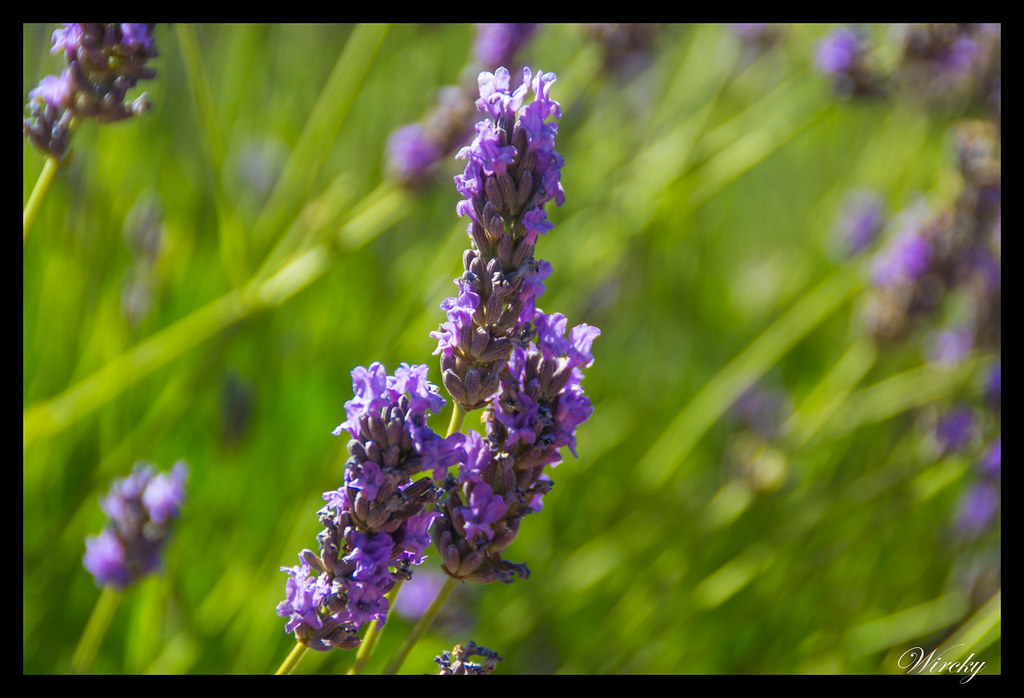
top-left (942, 37), bottom-right (979, 75)
top-left (927, 325), bottom-right (974, 365)
top-left (986, 363), bottom-right (1000, 408)
top-left (836, 190), bottom-right (885, 255)
top-left (474, 24), bottom-right (537, 70)
top-left (393, 568), bottom-right (445, 620)
top-left (386, 123), bottom-right (443, 185)
top-left (83, 461), bottom-right (188, 589)
top-left (956, 483), bottom-right (998, 536)
top-left (979, 438), bottom-right (1000, 478)
top-left (83, 529), bottom-right (132, 589)
top-left (935, 407), bottom-right (975, 455)
top-left (815, 27), bottom-right (861, 75)
top-left (872, 229), bottom-right (932, 286)
top-left (28, 71), bottom-right (73, 109)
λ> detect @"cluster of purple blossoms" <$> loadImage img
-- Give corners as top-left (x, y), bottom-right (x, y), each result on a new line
top-left (83, 461), bottom-right (188, 589)
top-left (430, 67), bottom-right (599, 585)
top-left (24, 23), bottom-right (158, 160)
top-left (861, 120), bottom-right (999, 351)
top-left (894, 23), bottom-right (1001, 113)
top-left (813, 26), bottom-right (883, 98)
top-left (277, 363), bottom-right (464, 651)
top-left (435, 641), bottom-right (503, 675)
top-left (385, 24), bottom-right (537, 188)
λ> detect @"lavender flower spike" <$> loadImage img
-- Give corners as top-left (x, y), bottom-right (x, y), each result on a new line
top-left (24, 23), bottom-right (158, 159)
top-left (432, 66), bottom-right (566, 412)
top-left (278, 363), bottom-right (464, 651)
top-left (83, 461), bottom-right (188, 589)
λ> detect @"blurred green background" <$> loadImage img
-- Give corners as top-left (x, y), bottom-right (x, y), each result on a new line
top-left (23, 23), bottom-right (1000, 675)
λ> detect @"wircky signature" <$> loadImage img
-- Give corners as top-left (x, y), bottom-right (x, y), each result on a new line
top-left (898, 643), bottom-right (985, 683)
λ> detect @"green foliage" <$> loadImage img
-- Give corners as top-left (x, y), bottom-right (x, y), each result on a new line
top-left (23, 23), bottom-right (999, 675)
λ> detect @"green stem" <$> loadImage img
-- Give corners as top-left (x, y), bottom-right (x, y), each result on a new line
top-left (348, 578), bottom-right (404, 675)
top-left (446, 402), bottom-right (467, 438)
top-left (23, 156), bottom-right (59, 243)
top-left (174, 23), bottom-right (250, 287)
top-left (383, 576), bottom-right (458, 675)
top-left (275, 640), bottom-right (308, 675)
top-left (71, 586), bottom-right (122, 674)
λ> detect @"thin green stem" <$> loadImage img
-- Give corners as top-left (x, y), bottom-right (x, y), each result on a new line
top-left (174, 23), bottom-right (250, 287)
top-left (275, 640), bottom-right (308, 675)
top-left (446, 402), bottom-right (467, 438)
top-left (71, 586), bottom-right (122, 674)
top-left (23, 175), bottom-right (412, 453)
top-left (383, 576), bottom-right (458, 675)
top-left (23, 156), bottom-right (59, 243)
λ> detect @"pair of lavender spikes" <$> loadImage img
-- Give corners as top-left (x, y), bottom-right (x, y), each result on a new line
top-left (83, 461), bottom-right (189, 590)
top-left (24, 23), bottom-right (157, 160)
top-left (278, 66), bottom-right (599, 655)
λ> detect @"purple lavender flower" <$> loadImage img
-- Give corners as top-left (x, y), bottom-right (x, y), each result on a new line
top-left (935, 407), bottom-right (975, 455)
top-left (279, 363), bottom-right (463, 651)
top-left (385, 123), bottom-right (444, 185)
top-left (979, 438), bottom-right (1000, 478)
top-left (986, 363), bottom-right (1000, 410)
top-left (25, 23), bottom-right (158, 159)
top-left (83, 461), bottom-right (188, 589)
top-left (28, 71), bottom-right (73, 109)
top-left (871, 228), bottom-right (932, 287)
top-left (926, 325), bottom-right (975, 365)
top-left (51, 23), bottom-right (83, 54)
top-left (474, 24), bottom-right (538, 70)
top-left (384, 27), bottom-right (536, 189)
top-left (895, 23), bottom-right (1001, 109)
top-left (815, 27), bottom-right (860, 75)
top-left (433, 66), bottom-right (567, 412)
top-left (120, 23), bottom-right (156, 52)
top-left (835, 190), bottom-right (885, 255)
top-left (943, 37), bottom-right (979, 75)
top-left (813, 26), bottom-right (883, 98)
top-left (278, 563), bottom-right (330, 633)
top-left (83, 529), bottom-right (132, 589)
top-left (730, 384), bottom-right (791, 440)
top-left (956, 482), bottom-right (999, 536)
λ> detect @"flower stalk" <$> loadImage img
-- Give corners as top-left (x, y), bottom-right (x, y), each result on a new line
top-left (383, 576), bottom-right (457, 674)
top-left (23, 156), bottom-right (60, 242)
top-left (70, 586), bottom-right (122, 674)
